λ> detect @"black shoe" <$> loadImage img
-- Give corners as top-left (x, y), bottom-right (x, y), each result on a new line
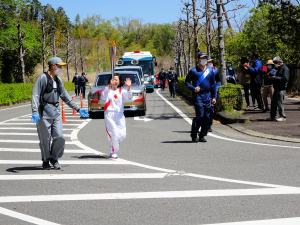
top-left (50, 158), bottom-right (61, 170)
top-left (173, 94), bottom-right (175, 98)
top-left (42, 161), bottom-right (51, 170)
top-left (191, 135), bottom-right (199, 142)
top-left (170, 94), bottom-right (172, 97)
top-left (208, 128), bottom-right (212, 132)
top-left (198, 135), bottom-right (207, 142)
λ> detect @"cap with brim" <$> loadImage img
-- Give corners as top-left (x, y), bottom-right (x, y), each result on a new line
top-left (198, 52), bottom-right (208, 58)
top-left (207, 56), bottom-right (213, 62)
top-left (266, 60), bottom-right (274, 65)
top-left (48, 57), bottom-right (67, 66)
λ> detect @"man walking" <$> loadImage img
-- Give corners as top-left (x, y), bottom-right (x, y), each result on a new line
top-left (159, 68), bottom-right (167, 91)
top-left (80, 72), bottom-right (88, 98)
top-left (168, 67), bottom-right (178, 98)
top-left (31, 57), bottom-right (89, 170)
top-left (266, 56), bottom-right (289, 121)
top-left (72, 72), bottom-right (80, 96)
top-left (243, 52), bottom-right (264, 109)
top-left (185, 52), bottom-right (216, 142)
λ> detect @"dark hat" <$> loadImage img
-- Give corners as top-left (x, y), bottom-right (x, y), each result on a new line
top-left (198, 52), bottom-right (208, 58)
top-left (82, 72), bottom-right (86, 75)
top-left (75, 72), bottom-right (78, 75)
top-left (207, 56), bottom-right (213, 62)
top-left (227, 60), bottom-right (231, 63)
top-left (161, 68), bottom-right (164, 70)
top-left (170, 67), bottom-right (174, 70)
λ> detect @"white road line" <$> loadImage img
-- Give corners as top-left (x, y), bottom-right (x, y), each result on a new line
top-left (0, 127), bottom-right (74, 131)
top-left (0, 160), bottom-right (130, 165)
top-left (0, 148), bottom-right (95, 154)
top-left (0, 133), bottom-right (70, 137)
top-left (12, 119), bottom-right (87, 122)
top-left (0, 104), bottom-right (30, 112)
top-left (205, 217), bottom-right (300, 225)
top-left (0, 140), bottom-right (75, 144)
top-left (1, 188), bottom-right (300, 203)
top-left (0, 173), bottom-right (168, 180)
top-left (0, 123), bottom-right (82, 126)
top-left (155, 90), bottom-right (300, 149)
top-left (0, 206), bottom-right (60, 225)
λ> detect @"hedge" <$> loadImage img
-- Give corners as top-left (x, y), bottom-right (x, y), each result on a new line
top-left (177, 77), bottom-right (244, 112)
top-left (0, 82), bottom-right (74, 105)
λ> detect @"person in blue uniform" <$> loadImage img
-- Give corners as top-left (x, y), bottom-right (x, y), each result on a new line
top-left (168, 67), bottom-right (178, 98)
top-left (185, 52), bottom-right (216, 142)
top-left (206, 57), bottom-right (221, 132)
top-left (159, 68), bottom-right (167, 91)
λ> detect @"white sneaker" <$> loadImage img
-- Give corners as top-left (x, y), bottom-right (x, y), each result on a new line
top-left (276, 117), bottom-right (286, 122)
top-left (110, 153), bottom-right (118, 159)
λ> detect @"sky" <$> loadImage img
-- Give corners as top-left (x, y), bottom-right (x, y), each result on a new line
top-left (40, 0), bottom-right (254, 27)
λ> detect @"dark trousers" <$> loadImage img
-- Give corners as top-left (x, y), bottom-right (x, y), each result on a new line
top-left (191, 95), bottom-right (211, 137)
top-left (270, 90), bottom-right (286, 119)
top-left (80, 85), bottom-right (86, 98)
top-left (250, 84), bottom-right (263, 108)
top-left (243, 84), bottom-right (255, 106)
top-left (169, 81), bottom-right (176, 95)
top-left (75, 85), bottom-right (80, 96)
top-left (161, 79), bottom-right (166, 90)
top-left (209, 103), bottom-right (214, 128)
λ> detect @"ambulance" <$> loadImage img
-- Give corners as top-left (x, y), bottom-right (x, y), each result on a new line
top-left (117, 51), bottom-right (157, 92)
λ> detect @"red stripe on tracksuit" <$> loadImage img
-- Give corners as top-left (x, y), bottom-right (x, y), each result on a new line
top-left (104, 100), bottom-right (111, 111)
top-left (105, 126), bottom-right (111, 139)
top-left (119, 88), bottom-right (122, 94)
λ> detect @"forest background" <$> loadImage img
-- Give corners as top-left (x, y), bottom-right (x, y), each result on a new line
top-left (0, 0), bottom-right (299, 92)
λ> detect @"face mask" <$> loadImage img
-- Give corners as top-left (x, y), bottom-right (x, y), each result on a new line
top-left (274, 64), bottom-right (279, 68)
top-left (55, 65), bottom-right (62, 76)
top-left (207, 63), bottom-right (213, 68)
top-left (200, 59), bottom-right (207, 66)
top-left (227, 64), bottom-right (232, 67)
top-left (267, 65), bottom-right (272, 70)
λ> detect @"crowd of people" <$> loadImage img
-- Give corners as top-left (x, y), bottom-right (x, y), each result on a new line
top-left (72, 72), bottom-right (89, 98)
top-left (157, 67), bottom-right (178, 97)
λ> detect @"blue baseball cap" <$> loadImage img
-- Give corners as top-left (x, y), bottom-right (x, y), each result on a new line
top-left (198, 52), bottom-right (208, 58)
top-left (207, 56), bottom-right (214, 62)
top-left (82, 72), bottom-right (86, 75)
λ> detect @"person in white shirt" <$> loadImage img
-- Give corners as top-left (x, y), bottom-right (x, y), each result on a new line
top-left (101, 74), bottom-right (132, 158)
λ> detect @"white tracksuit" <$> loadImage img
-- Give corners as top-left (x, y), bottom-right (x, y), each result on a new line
top-left (101, 87), bottom-right (132, 154)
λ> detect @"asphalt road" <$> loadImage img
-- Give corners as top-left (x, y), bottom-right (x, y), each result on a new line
top-left (0, 89), bottom-right (300, 225)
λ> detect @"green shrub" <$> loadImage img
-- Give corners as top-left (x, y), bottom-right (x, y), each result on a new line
top-left (63, 82), bottom-right (75, 92)
top-left (215, 83), bottom-right (244, 112)
top-left (177, 77), bottom-right (192, 97)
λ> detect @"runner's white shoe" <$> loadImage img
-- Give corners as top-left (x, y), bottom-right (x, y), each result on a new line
top-left (110, 153), bottom-right (118, 159)
top-left (276, 117), bottom-right (286, 122)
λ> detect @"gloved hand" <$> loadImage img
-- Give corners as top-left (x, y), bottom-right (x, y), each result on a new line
top-left (31, 113), bottom-right (40, 124)
top-left (79, 108), bottom-right (89, 118)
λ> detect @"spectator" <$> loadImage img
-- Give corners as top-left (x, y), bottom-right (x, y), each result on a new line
top-left (262, 60), bottom-right (276, 112)
top-left (80, 72), bottom-right (88, 98)
top-left (72, 72), bottom-right (80, 96)
top-left (244, 52), bottom-right (263, 110)
top-left (226, 60), bottom-right (237, 84)
top-left (237, 57), bottom-right (255, 107)
top-left (266, 56), bottom-right (289, 121)
top-left (168, 67), bottom-right (178, 98)
top-left (159, 68), bottom-right (167, 91)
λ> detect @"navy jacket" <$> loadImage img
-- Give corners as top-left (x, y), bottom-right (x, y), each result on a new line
top-left (184, 66), bottom-right (216, 99)
top-left (168, 71), bottom-right (178, 82)
top-left (263, 69), bottom-right (275, 86)
top-left (159, 71), bottom-right (167, 80)
top-left (273, 64), bottom-right (289, 90)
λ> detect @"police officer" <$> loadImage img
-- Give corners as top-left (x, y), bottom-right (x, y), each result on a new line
top-left (206, 57), bottom-right (221, 132)
top-left (31, 57), bottom-right (89, 170)
top-left (72, 72), bottom-right (80, 96)
top-left (168, 67), bottom-right (178, 98)
top-left (226, 60), bottom-right (237, 84)
top-left (185, 52), bottom-right (216, 142)
top-left (159, 68), bottom-right (167, 91)
top-left (80, 72), bottom-right (89, 98)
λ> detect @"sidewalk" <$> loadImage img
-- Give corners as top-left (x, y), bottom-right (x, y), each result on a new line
top-left (230, 97), bottom-right (300, 143)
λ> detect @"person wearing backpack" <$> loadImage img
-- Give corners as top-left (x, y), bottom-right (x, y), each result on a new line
top-left (80, 72), bottom-right (89, 98)
top-left (226, 60), bottom-right (237, 84)
top-left (72, 72), bottom-right (80, 96)
top-left (168, 67), bottom-right (178, 98)
top-left (159, 68), bottom-right (167, 91)
top-left (31, 57), bottom-right (89, 170)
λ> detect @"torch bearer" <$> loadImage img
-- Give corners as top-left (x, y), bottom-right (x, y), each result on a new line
top-left (109, 41), bottom-right (117, 89)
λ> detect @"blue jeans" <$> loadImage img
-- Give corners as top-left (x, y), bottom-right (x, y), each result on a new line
top-left (80, 86), bottom-right (86, 97)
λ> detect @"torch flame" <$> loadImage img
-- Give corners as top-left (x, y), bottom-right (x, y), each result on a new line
top-left (109, 40), bottom-right (116, 47)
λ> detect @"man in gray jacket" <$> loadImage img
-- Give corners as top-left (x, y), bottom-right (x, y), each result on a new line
top-left (31, 57), bottom-right (89, 170)
top-left (266, 56), bottom-right (289, 122)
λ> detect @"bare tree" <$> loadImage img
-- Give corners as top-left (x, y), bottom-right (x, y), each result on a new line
top-left (16, 21), bottom-right (29, 83)
top-left (79, 36), bottom-right (87, 72)
top-left (65, 27), bottom-right (71, 81)
top-left (73, 39), bottom-right (79, 74)
top-left (39, 12), bottom-right (51, 72)
top-left (52, 24), bottom-right (57, 57)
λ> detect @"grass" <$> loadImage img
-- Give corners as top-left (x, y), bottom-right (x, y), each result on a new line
top-left (223, 108), bottom-right (243, 117)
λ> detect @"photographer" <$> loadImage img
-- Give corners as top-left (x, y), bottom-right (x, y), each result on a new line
top-left (266, 56), bottom-right (289, 121)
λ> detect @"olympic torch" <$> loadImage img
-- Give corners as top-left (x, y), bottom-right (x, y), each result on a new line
top-left (109, 41), bottom-right (117, 89)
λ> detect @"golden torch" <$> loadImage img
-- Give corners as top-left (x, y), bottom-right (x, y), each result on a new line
top-left (109, 41), bottom-right (117, 89)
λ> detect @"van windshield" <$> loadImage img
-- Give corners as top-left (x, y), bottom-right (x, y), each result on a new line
top-left (95, 74), bottom-right (140, 87)
top-left (123, 61), bottom-right (152, 75)
top-left (115, 68), bottom-right (142, 78)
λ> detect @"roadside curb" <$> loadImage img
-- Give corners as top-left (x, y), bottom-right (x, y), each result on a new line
top-left (228, 124), bottom-right (300, 143)
top-left (215, 112), bottom-right (249, 124)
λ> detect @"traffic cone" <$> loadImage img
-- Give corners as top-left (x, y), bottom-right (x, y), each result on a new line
top-left (72, 96), bottom-right (77, 115)
top-left (80, 93), bottom-right (83, 108)
top-left (61, 100), bottom-right (67, 123)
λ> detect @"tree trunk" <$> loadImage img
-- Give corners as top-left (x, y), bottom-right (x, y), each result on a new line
top-left (66, 28), bottom-right (70, 81)
top-left (52, 25), bottom-right (56, 57)
top-left (206, 0), bottom-right (213, 56)
top-left (80, 36), bottom-right (84, 72)
top-left (222, 4), bottom-right (233, 30)
top-left (216, 0), bottom-right (227, 85)
top-left (192, 0), bottom-right (199, 66)
top-left (17, 21), bottom-right (26, 84)
top-left (186, 9), bottom-right (192, 71)
top-left (41, 14), bottom-right (47, 72)
top-left (74, 40), bottom-right (78, 74)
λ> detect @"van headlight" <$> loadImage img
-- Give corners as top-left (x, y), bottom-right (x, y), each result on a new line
top-left (132, 92), bottom-right (142, 97)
